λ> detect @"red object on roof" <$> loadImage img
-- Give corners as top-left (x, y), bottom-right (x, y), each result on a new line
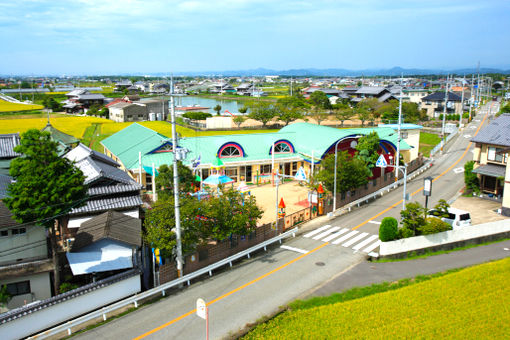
top-left (105, 98), bottom-right (124, 108)
top-left (278, 198), bottom-right (286, 209)
top-left (317, 183), bottom-right (324, 194)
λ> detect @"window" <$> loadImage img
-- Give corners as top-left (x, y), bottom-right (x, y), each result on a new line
top-left (6, 281), bottom-right (31, 296)
top-left (261, 164), bottom-right (271, 174)
top-left (220, 146), bottom-right (241, 158)
top-left (11, 228), bottom-right (26, 236)
top-left (0, 230), bottom-right (8, 237)
top-left (274, 142), bottom-right (292, 153)
top-left (487, 147), bottom-right (507, 163)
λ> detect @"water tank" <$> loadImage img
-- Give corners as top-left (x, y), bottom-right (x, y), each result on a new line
top-left (149, 112), bottom-right (156, 121)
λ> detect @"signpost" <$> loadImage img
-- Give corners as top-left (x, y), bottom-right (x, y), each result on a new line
top-left (423, 176), bottom-right (433, 212)
top-left (196, 298), bottom-right (209, 340)
top-left (377, 154), bottom-right (408, 211)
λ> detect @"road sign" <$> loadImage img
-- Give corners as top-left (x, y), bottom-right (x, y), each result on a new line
top-left (294, 166), bottom-right (307, 181)
top-left (375, 154), bottom-right (388, 168)
top-left (196, 298), bottom-right (207, 319)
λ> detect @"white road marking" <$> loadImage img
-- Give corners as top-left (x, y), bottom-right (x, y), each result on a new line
top-left (368, 220), bottom-right (381, 225)
top-left (469, 126), bottom-right (476, 129)
top-left (368, 252), bottom-right (379, 258)
top-left (303, 225), bottom-right (331, 238)
top-left (321, 228), bottom-right (349, 242)
top-left (352, 235), bottom-right (379, 251)
top-left (332, 230), bottom-right (359, 245)
top-left (453, 167), bottom-right (464, 174)
top-left (504, 248), bottom-right (509, 251)
top-left (313, 226), bottom-right (341, 240)
top-left (464, 134), bottom-right (471, 138)
top-left (280, 245), bottom-right (309, 254)
top-left (342, 232), bottom-right (369, 247)
top-left (363, 240), bottom-right (381, 253)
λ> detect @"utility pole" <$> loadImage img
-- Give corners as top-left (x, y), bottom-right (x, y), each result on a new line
top-left (460, 75), bottom-right (465, 127)
top-left (395, 73), bottom-right (403, 182)
top-left (441, 74), bottom-right (449, 154)
top-left (170, 75), bottom-right (184, 277)
top-left (469, 74), bottom-right (474, 121)
top-left (290, 76), bottom-right (293, 97)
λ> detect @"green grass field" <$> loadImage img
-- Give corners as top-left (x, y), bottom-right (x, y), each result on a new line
top-left (243, 258), bottom-right (510, 339)
top-left (419, 132), bottom-right (441, 157)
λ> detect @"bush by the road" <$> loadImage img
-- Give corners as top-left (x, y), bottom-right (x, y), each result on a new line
top-left (379, 217), bottom-right (398, 241)
top-left (420, 217), bottom-right (452, 235)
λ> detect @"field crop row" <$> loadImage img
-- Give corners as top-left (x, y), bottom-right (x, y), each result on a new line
top-left (244, 257), bottom-right (510, 339)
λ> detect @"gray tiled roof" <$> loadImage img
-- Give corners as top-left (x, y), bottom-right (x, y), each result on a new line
top-left (377, 92), bottom-right (395, 102)
top-left (75, 156), bottom-right (137, 186)
top-left (88, 183), bottom-right (142, 196)
top-left (472, 163), bottom-right (506, 177)
top-left (0, 201), bottom-right (20, 229)
top-left (355, 86), bottom-right (387, 95)
top-left (70, 195), bottom-right (142, 215)
top-left (72, 210), bottom-right (141, 250)
top-left (422, 91), bottom-right (462, 102)
top-left (77, 94), bottom-right (105, 100)
top-left (471, 114), bottom-right (510, 147)
top-left (0, 133), bottom-right (20, 158)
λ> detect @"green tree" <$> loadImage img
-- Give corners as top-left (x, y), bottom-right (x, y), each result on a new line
top-left (87, 103), bottom-right (101, 116)
top-left (276, 96), bottom-right (306, 126)
top-left (4, 129), bottom-right (87, 293)
top-left (402, 102), bottom-right (424, 122)
top-left (400, 202), bottom-right (427, 236)
top-left (155, 162), bottom-right (197, 201)
top-left (238, 106), bottom-right (248, 114)
top-left (315, 151), bottom-right (371, 194)
top-left (213, 104), bottom-right (222, 115)
top-left (233, 115), bottom-right (246, 128)
top-left (334, 104), bottom-right (354, 127)
top-left (355, 132), bottom-right (380, 169)
top-left (309, 91), bottom-right (332, 110)
top-left (98, 107), bottom-right (109, 118)
top-left (377, 100), bottom-right (399, 121)
top-left (356, 103), bottom-right (371, 126)
top-left (247, 101), bottom-right (277, 127)
top-left (464, 161), bottom-right (480, 194)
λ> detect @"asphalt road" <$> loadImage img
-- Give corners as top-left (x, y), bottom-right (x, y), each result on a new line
top-left (75, 102), bottom-right (501, 340)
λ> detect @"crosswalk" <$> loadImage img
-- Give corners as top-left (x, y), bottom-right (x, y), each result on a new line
top-left (303, 225), bottom-right (380, 255)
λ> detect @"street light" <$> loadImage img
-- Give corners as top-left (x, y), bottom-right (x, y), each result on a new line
top-left (333, 140), bottom-right (342, 211)
top-left (423, 176), bottom-right (433, 212)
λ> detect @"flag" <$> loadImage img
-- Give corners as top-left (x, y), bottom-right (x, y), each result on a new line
top-left (152, 248), bottom-right (162, 265)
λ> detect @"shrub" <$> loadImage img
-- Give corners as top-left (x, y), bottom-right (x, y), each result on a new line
top-left (464, 161), bottom-right (480, 194)
top-left (398, 227), bottom-right (414, 239)
top-left (379, 217), bottom-right (398, 241)
top-left (419, 217), bottom-right (452, 235)
top-left (59, 282), bottom-right (79, 294)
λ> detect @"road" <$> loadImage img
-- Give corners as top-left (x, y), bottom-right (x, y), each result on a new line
top-left (76, 102), bottom-right (499, 340)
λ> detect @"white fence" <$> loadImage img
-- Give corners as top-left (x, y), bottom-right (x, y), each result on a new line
top-left (1, 273), bottom-right (141, 340)
top-left (379, 219), bottom-right (510, 257)
top-left (27, 227), bottom-right (297, 339)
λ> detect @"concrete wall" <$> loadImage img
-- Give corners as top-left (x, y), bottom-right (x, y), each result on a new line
top-left (0, 274), bottom-right (141, 340)
top-left (0, 225), bottom-right (47, 264)
top-left (502, 161), bottom-right (510, 216)
top-left (380, 219), bottom-right (510, 257)
top-left (206, 116), bottom-right (232, 129)
top-left (403, 129), bottom-right (421, 162)
top-left (0, 272), bottom-right (52, 310)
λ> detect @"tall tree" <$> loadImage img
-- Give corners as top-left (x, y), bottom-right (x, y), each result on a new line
top-left (316, 151), bottom-right (371, 194)
top-left (4, 129), bottom-right (87, 292)
top-left (155, 162), bottom-right (197, 200)
top-left (213, 104), bottom-right (222, 115)
top-left (355, 131), bottom-right (380, 169)
top-left (360, 98), bottom-right (381, 126)
top-left (309, 91), bottom-right (332, 110)
top-left (247, 101), bottom-right (277, 127)
top-left (233, 115), bottom-right (246, 128)
top-left (334, 104), bottom-right (354, 127)
top-left (356, 104), bottom-right (371, 127)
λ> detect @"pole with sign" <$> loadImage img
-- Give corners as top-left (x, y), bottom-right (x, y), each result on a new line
top-left (196, 298), bottom-right (209, 340)
top-left (423, 176), bottom-right (433, 213)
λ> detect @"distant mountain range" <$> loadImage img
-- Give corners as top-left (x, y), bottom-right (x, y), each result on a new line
top-left (159, 66), bottom-right (510, 77)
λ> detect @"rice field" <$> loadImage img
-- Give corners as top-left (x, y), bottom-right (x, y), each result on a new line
top-left (243, 257), bottom-right (510, 339)
top-left (0, 116), bottom-right (111, 138)
top-left (0, 99), bottom-right (44, 112)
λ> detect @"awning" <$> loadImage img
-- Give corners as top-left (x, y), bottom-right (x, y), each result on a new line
top-left (66, 239), bottom-right (133, 275)
top-left (472, 164), bottom-right (506, 178)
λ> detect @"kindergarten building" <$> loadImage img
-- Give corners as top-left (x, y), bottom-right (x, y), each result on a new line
top-left (101, 122), bottom-right (419, 190)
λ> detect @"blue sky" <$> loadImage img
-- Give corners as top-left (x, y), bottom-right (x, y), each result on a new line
top-left (1, 0), bottom-right (509, 75)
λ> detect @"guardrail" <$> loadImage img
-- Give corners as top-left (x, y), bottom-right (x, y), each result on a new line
top-left (429, 127), bottom-right (459, 157)
top-left (29, 227), bottom-right (298, 339)
top-left (330, 160), bottom-right (434, 217)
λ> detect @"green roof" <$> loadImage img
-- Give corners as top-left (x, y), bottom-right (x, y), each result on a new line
top-left (42, 123), bottom-right (79, 145)
top-left (101, 123), bottom-right (169, 170)
top-left (105, 122), bottom-right (411, 172)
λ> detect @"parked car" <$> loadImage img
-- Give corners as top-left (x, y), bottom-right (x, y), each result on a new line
top-left (428, 207), bottom-right (471, 229)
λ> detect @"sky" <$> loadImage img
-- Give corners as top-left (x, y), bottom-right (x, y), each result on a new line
top-left (1, 0), bottom-right (509, 75)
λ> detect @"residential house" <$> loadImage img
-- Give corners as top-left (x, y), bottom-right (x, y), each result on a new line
top-left (302, 87), bottom-right (342, 98)
top-left (0, 136), bottom-right (52, 310)
top-left (62, 89), bottom-right (106, 114)
top-left (59, 143), bottom-right (143, 243)
top-left (471, 114), bottom-right (510, 216)
top-left (41, 121), bottom-right (79, 155)
top-left (236, 83), bottom-right (254, 96)
top-left (209, 82), bottom-right (236, 94)
top-left (420, 91), bottom-right (462, 118)
top-left (114, 80), bottom-right (133, 92)
top-left (351, 86), bottom-right (397, 104)
top-left (108, 98), bottom-right (168, 123)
